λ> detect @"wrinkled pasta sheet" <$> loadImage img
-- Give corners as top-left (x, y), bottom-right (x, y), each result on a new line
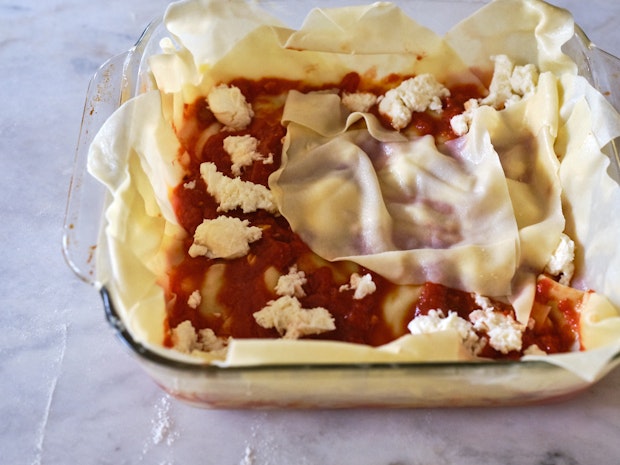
top-left (88, 0), bottom-right (620, 379)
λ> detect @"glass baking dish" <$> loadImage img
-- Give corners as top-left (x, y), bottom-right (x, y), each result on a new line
top-left (63, 0), bottom-right (620, 408)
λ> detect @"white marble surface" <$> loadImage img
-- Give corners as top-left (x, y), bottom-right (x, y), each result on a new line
top-left (2, 1), bottom-right (620, 464)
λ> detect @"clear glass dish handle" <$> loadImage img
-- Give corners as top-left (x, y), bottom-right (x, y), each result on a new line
top-left (62, 52), bottom-right (129, 283)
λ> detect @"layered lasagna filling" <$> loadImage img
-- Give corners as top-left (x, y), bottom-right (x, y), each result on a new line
top-left (164, 65), bottom-right (582, 360)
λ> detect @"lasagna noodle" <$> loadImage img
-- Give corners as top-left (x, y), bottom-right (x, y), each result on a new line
top-left (465, 72), bottom-right (565, 320)
top-left (558, 75), bottom-right (620, 303)
top-left (444, 0), bottom-right (576, 76)
top-left (153, 0), bottom-right (482, 100)
top-left (88, 92), bottom-right (187, 344)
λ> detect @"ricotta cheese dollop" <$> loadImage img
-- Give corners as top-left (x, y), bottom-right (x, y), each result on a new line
top-left (206, 83), bottom-right (254, 130)
top-left (188, 216), bottom-right (262, 259)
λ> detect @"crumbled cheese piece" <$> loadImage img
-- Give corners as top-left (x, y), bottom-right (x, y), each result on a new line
top-left (469, 308), bottom-right (525, 354)
top-left (408, 309), bottom-right (484, 355)
top-left (200, 162), bottom-right (277, 213)
top-left (275, 265), bottom-right (307, 298)
top-left (341, 92), bottom-right (378, 113)
top-left (407, 310), bottom-right (486, 355)
top-left (450, 98), bottom-right (479, 136)
top-left (544, 233), bottom-right (575, 285)
top-left (171, 321), bottom-right (229, 354)
top-left (480, 54), bottom-right (515, 108)
top-left (473, 293), bottom-right (494, 312)
top-left (183, 180), bottom-right (196, 189)
top-left (206, 84), bottom-right (254, 131)
top-left (253, 296), bottom-right (335, 339)
top-left (223, 135), bottom-right (273, 177)
top-left (450, 115), bottom-right (468, 137)
top-left (339, 273), bottom-right (377, 300)
top-left (378, 74), bottom-right (450, 130)
top-left (510, 63), bottom-right (539, 97)
top-left (481, 54), bottom-right (539, 109)
top-left (450, 55), bottom-right (539, 135)
top-left (171, 320), bottom-right (198, 353)
top-left (197, 327), bottom-right (230, 352)
top-left (188, 216), bottom-right (262, 259)
top-left (187, 290), bottom-right (202, 309)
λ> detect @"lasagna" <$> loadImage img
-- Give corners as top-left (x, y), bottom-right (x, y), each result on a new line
top-left (88, 0), bottom-right (620, 368)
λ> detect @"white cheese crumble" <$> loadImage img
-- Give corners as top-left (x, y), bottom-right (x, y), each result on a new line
top-left (449, 98), bottom-right (479, 136)
top-left (171, 321), bottom-right (229, 354)
top-left (480, 54), bottom-right (517, 108)
top-left (275, 265), bottom-right (307, 298)
top-left (481, 55), bottom-right (539, 108)
top-left (188, 216), bottom-right (262, 259)
top-left (187, 290), bottom-right (202, 309)
top-left (341, 92), bottom-right (378, 113)
top-left (450, 54), bottom-right (539, 136)
top-left (253, 296), bottom-right (335, 339)
top-left (339, 273), bottom-right (377, 300)
top-left (378, 74), bottom-right (450, 130)
top-left (171, 320), bottom-right (197, 353)
top-left (200, 161), bottom-right (277, 213)
top-left (469, 308), bottom-right (525, 354)
top-left (206, 84), bottom-right (254, 131)
top-left (544, 233), bottom-right (575, 285)
top-left (408, 309), bottom-right (485, 355)
top-left (509, 63), bottom-right (539, 98)
top-left (223, 134), bottom-right (273, 177)
top-left (473, 293), bottom-right (494, 312)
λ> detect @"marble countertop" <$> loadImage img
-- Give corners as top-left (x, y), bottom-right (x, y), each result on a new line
top-left (2, 1), bottom-right (620, 464)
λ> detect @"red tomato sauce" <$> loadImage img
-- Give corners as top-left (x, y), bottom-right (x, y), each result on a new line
top-left (524, 277), bottom-right (582, 353)
top-left (162, 74), bottom-right (581, 358)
